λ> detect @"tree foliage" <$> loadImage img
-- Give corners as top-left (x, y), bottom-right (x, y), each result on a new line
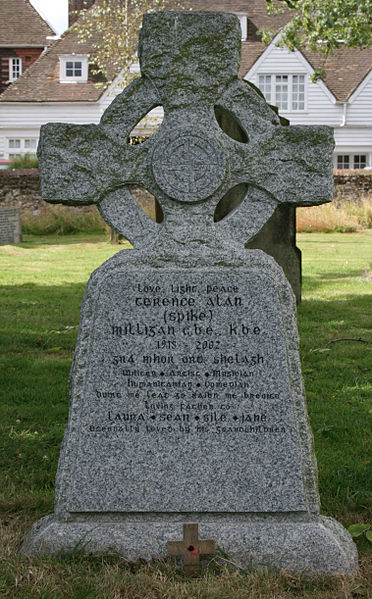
top-left (264, 0), bottom-right (372, 55)
top-left (74, 0), bottom-right (182, 87)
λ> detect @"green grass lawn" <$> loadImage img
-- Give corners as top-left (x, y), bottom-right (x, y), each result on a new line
top-left (0, 231), bottom-right (371, 598)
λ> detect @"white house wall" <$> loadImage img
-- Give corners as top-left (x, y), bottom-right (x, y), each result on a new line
top-left (0, 102), bottom-right (103, 159)
top-left (1, 44), bottom-right (371, 163)
top-left (347, 74), bottom-right (372, 126)
top-left (334, 127), bottom-right (372, 150)
top-left (0, 86), bottom-right (164, 158)
top-left (0, 102), bottom-right (101, 128)
top-left (244, 41), bottom-right (372, 168)
top-left (0, 133), bottom-right (5, 157)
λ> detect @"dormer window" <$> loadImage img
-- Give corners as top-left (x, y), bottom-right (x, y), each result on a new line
top-left (236, 15), bottom-right (248, 41)
top-left (59, 54), bottom-right (89, 83)
top-left (66, 60), bottom-right (82, 77)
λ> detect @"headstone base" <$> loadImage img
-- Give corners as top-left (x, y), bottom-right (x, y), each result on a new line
top-left (20, 514), bottom-right (357, 575)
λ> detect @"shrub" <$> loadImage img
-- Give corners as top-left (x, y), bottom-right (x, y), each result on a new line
top-left (9, 153), bottom-right (39, 169)
top-left (21, 204), bottom-right (106, 235)
top-left (296, 196), bottom-right (372, 232)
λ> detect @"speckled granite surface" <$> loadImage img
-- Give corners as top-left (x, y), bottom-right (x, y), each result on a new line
top-left (21, 12), bottom-right (357, 575)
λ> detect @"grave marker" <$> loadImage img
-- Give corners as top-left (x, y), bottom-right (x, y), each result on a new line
top-left (0, 206), bottom-right (22, 244)
top-left (20, 12), bottom-right (357, 575)
top-left (168, 523), bottom-right (215, 575)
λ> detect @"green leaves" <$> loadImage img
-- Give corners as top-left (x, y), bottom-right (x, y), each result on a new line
top-left (348, 523), bottom-right (372, 542)
top-left (269, 0), bottom-right (372, 57)
top-left (74, 0), bottom-right (184, 88)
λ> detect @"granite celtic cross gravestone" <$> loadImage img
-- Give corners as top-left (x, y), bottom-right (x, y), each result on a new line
top-left (21, 12), bottom-right (357, 574)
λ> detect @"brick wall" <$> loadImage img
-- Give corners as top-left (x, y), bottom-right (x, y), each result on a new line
top-left (0, 168), bottom-right (43, 211)
top-left (0, 48), bottom-right (44, 95)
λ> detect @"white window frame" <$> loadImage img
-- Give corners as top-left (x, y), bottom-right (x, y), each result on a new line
top-left (9, 57), bottom-right (22, 82)
top-left (59, 54), bottom-right (89, 83)
top-left (274, 75), bottom-right (289, 111)
top-left (6, 137), bottom-right (38, 160)
top-left (257, 73), bottom-right (307, 112)
top-left (235, 14), bottom-right (248, 41)
top-left (334, 153), bottom-right (370, 170)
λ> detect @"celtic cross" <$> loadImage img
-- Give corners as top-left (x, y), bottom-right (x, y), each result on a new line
top-left (37, 11), bottom-right (334, 250)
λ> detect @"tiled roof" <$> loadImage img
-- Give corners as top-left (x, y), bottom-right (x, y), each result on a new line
top-left (0, 25), bottom-right (104, 102)
top-left (0, 0), bottom-right (292, 103)
top-left (239, 40), bottom-right (266, 78)
top-left (301, 46), bottom-right (372, 102)
top-left (0, 0), bottom-right (54, 47)
top-left (181, 0), bottom-right (292, 30)
top-left (1, 0), bottom-right (371, 104)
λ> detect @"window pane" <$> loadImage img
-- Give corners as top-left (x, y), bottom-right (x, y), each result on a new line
top-left (354, 155), bottom-right (367, 168)
top-left (65, 60), bottom-right (83, 78)
top-left (9, 139), bottom-right (21, 149)
top-left (24, 139), bottom-right (37, 149)
top-left (292, 75), bottom-right (305, 110)
top-left (275, 75), bottom-right (288, 111)
top-left (238, 15), bottom-right (247, 41)
top-left (258, 75), bottom-right (271, 103)
top-left (337, 155), bottom-right (350, 169)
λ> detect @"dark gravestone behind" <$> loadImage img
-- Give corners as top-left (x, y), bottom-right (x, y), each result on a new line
top-left (214, 103), bottom-right (301, 303)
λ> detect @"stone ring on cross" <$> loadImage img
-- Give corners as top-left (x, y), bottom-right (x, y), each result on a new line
top-left (36, 10), bottom-right (334, 249)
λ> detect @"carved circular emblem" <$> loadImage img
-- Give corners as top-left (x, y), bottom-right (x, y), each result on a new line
top-left (152, 131), bottom-right (225, 202)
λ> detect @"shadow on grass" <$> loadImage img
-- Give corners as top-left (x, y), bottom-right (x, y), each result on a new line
top-left (19, 238), bottom-right (96, 249)
top-left (302, 269), bottom-right (369, 293)
top-left (298, 293), bottom-right (372, 329)
top-left (297, 295), bottom-right (372, 515)
top-left (18, 233), bottom-right (128, 250)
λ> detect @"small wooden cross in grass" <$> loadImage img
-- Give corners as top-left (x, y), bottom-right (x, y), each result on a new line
top-left (167, 523), bottom-right (215, 575)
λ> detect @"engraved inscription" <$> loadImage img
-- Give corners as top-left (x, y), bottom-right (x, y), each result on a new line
top-left (152, 132), bottom-right (225, 202)
top-left (68, 271), bottom-right (306, 513)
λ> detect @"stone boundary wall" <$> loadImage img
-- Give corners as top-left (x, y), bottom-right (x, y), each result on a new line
top-left (333, 169), bottom-right (372, 201)
top-left (1, 168), bottom-right (372, 211)
top-left (0, 168), bottom-right (43, 212)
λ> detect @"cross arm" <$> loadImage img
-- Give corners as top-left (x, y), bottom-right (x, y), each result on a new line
top-left (37, 122), bottom-right (140, 206)
top-left (198, 539), bottom-right (216, 555)
top-left (212, 124), bottom-right (334, 244)
top-left (167, 540), bottom-right (186, 555)
top-left (230, 125), bottom-right (335, 207)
